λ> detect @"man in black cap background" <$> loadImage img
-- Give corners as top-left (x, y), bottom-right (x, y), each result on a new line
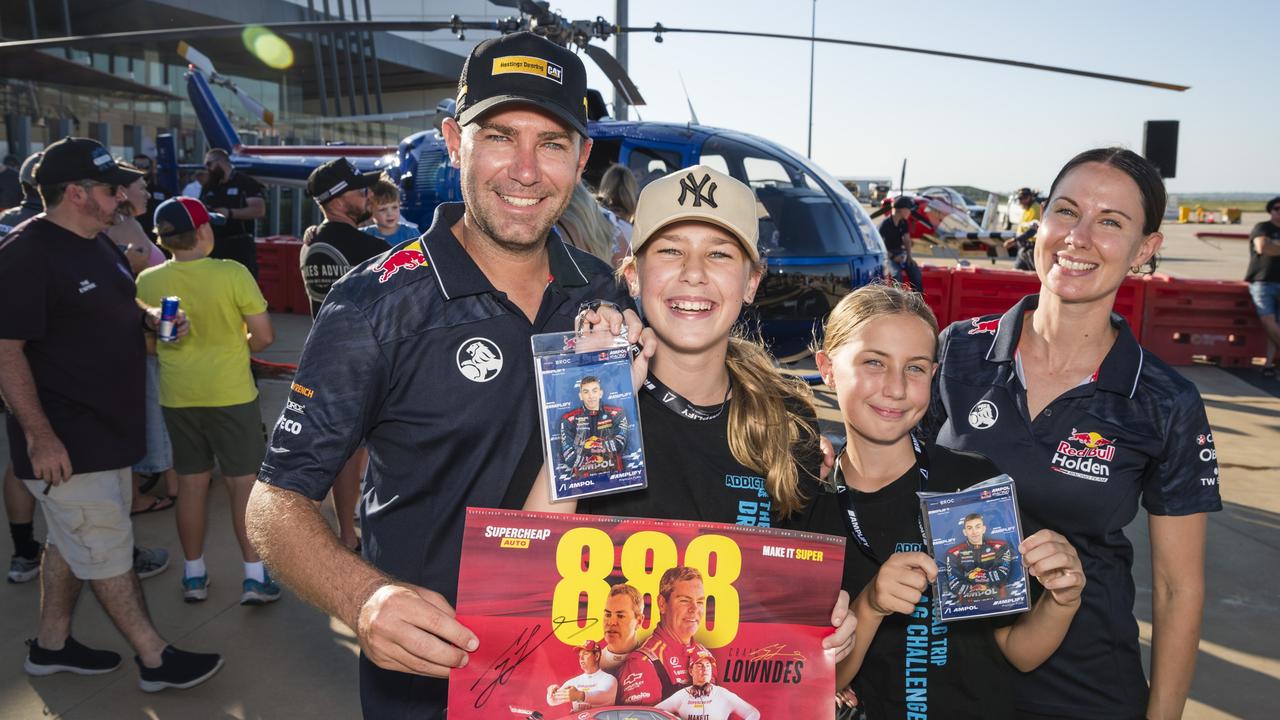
top-left (247, 31), bottom-right (636, 719)
top-left (880, 195), bottom-right (923, 290)
top-left (201, 147), bottom-right (265, 277)
top-left (0, 137), bottom-right (222, 692)
top-left (299, 158), bottom-right (388, 318)
top-left (296, 157), bottom-right (387, 555)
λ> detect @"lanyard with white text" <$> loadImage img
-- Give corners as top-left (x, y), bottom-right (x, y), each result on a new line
top-left (835, 434), bottom-right (929, 565)
top-left (642, 374), bottom-right (732, 422)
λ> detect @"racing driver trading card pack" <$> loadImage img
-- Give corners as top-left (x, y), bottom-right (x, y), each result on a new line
top-left (919, 476), bottom-right (1031, 622)
top-left (533, 329), bottom-right (646, 503)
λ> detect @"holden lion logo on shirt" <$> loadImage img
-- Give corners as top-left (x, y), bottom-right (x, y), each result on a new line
top-left (968, 400), bottom-right (998, 429)
top-left (457, 337), bottom-right (503, 382)
top-left (1050, 428), bottom-right (1117, 483)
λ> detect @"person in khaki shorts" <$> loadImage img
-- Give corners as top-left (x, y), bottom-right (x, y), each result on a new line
top-left (138, 196), bottom-right (277, 606)
top-left (0, 137), bottom-right (222, 692)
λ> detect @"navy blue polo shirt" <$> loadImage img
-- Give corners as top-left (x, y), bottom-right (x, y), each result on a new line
top-left (925, 294), bottom-right (1222, 720)
top-left (257, 202), bottom-right (632, 720)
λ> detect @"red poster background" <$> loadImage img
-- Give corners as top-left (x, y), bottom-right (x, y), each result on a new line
top-left (449, 508), bottom-right (847, 720)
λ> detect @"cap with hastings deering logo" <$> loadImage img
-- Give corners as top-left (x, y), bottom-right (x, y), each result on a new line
top-left (455, 31), bottom-right (589, 137)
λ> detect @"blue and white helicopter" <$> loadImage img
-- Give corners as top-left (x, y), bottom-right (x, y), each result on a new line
top-left (181, 59), bottom-right (888, 358)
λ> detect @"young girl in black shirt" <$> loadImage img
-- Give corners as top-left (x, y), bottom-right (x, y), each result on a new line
top-left (525, 164), bottom-right (854, 659)
top-left (814, 283), bottom-right (1086, 719)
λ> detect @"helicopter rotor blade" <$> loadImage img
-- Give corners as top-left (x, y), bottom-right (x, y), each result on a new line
top-left (582, 43), bottom-right (646, 106)
top-left (176, 41), bottom-right (217, 77)
top-left (0, 21), bottom-right (489, 54)
top-left (620, 25), bottom-right (1189, 91)
top-left (232, 85), bottom-right (275, 127)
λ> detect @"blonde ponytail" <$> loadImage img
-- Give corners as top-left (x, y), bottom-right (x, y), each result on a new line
top-left (724, 335), bottom-right (819, 518)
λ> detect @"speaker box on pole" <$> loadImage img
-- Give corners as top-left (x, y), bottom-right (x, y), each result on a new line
top-left (1143, 120), bottom-right (1179, 179)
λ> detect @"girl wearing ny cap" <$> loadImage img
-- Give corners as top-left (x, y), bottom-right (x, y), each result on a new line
top-left (526, 164), bottom-right (855, 662)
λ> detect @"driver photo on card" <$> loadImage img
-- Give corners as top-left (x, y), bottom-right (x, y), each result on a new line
top-left (559, 374), bottom-right (631, 478)
top-left (943, 512), bottom-right (1015, 603)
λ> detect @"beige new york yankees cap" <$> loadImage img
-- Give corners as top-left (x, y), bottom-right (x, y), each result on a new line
top-left (630, 164), bottom-right (760, 262)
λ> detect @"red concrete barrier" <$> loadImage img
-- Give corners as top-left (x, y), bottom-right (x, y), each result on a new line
top-left (255, 236), bottom-right (308, 315)
top-left (943, 266), bottom-right (1146, 336)
top-left (918, 264), bottom-right (953, 328)
top-left (1140, 274), bottom-right (1265, 367)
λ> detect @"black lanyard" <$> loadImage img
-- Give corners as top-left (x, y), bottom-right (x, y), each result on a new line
top-left (642, 374), bottom-right (732, 422)
top-left (834, 434), bottom-right (929, 565)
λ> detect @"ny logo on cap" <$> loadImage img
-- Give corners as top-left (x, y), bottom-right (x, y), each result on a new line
top-left (678, 172), bottom-right (718, 208)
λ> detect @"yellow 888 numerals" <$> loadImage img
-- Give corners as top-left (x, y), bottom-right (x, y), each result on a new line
top-left (551, 528), bottom-right (742, 648)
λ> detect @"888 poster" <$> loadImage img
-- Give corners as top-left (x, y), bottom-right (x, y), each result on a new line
top-left (449, 509), bottom-right (847, 720)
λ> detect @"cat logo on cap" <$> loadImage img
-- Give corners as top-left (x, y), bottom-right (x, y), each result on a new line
top-left (491, 55), bottom-right (564, 84)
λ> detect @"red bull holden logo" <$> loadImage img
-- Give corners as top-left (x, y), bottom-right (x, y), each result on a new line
top-left (968, 317), bottom-right (1000, 335)
top-left (1051, 428), bottom-right (1117, 482)
top-left (377, 241), bottom-right (427, 283)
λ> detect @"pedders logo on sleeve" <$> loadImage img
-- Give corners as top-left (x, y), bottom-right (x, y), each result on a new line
top-left (1050, 428), bottom-right (1116, 482)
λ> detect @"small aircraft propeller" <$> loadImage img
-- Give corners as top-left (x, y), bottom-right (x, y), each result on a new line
top-left (178, 41), bottom-right (275, 127)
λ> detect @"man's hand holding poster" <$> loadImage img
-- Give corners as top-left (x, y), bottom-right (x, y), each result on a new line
top-left (450, 509), bottom-right (846, 720)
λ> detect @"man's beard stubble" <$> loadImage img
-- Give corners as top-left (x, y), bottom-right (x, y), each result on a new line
top-left (459, 167), bottom-right (571, 255)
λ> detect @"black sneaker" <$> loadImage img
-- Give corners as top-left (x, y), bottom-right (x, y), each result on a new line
top-left (24, 637), bottom-right (121, 676)
top-left (135, 645), bottom-right (223, 692)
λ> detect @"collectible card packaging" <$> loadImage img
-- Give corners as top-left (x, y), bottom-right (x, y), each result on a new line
top-left (918, 476), bottom-right (1031, 622)
top-left (532, 329), bottom-right (645, 502)
top-left (450, 508), bottom-right (847, 719)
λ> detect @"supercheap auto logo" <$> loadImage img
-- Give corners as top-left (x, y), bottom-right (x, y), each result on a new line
top-left (484, 524), bottom-right (552, 550)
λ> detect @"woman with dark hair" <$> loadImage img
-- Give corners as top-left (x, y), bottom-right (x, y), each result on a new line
top-left (927, 147), bottom-right (1222, 720)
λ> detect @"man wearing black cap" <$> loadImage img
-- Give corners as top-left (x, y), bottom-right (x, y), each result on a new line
top-left (299, 158), bottom-right (389, 317)
top-left (201, 148), bottom-right (265, 277)
top-left (880, 195), bottom-right (923, 291)
top-left (0, 137), bottom-right (222, 691)
top-left (0, 152), bottom-right (43, 237)
top-left (247, 32), bottom-right (635, 719)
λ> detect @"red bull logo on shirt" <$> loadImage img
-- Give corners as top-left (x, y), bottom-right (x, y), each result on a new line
top-left (377, 241), bottom-right (427, 283)
top-left (967, 317), bottom-right (1000, 335)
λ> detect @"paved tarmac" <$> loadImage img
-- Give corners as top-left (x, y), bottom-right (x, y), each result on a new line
top-left (0, 215), bottom-right (1275, 718)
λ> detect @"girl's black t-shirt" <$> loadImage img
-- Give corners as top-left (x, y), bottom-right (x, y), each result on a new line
top-left (579, 389), bottom-right (826, 532)
top-left (819, 444), bottom-right (1020, 720)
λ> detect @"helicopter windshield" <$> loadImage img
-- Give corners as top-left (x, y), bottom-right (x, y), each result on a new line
top-left (697, 134), bottom-right (882, 258)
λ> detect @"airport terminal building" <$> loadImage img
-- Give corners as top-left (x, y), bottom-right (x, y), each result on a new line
top-left (0, 0), bottom-right (502, 234)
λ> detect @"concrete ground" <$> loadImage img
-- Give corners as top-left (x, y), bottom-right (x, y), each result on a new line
top-left (0, 217), bottom-right (1276, 718)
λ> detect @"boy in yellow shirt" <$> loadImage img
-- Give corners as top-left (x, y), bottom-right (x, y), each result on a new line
top-left (137, 198), bottom-right (278, 606)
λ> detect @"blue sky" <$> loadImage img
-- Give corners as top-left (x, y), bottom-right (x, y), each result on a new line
top-left (538, 0), bottom-right (1277, 195)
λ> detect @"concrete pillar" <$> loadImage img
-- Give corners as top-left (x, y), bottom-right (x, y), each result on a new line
top-left (5, 115), bottom-right (32, 158)
top-left (88, 121), bottom-right (111, 149)
top-left (49, 118), bottom-right (74, 143)
top-left (123, 124), bottom-right (144, 157)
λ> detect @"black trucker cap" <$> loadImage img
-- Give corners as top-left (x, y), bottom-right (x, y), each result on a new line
top-left (34, 137), bottom-right (144, 187)
top-left (455, 31), bottom-right (589, 137)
